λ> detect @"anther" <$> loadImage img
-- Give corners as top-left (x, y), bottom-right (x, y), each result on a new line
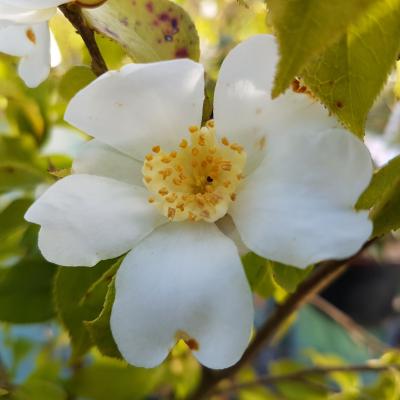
top-left (188, 212), bottom-right (197, 221)
top-left (221, 161), bottom-right (232, 171)
top-left (166, 194), bottom-right (177, 203)
top-left (179, 139), bottom-right (188, 148)
top-left (143, 120), bottom-right (246, 223)
top-left (173, 178), bottom-right (182, 186)
top-left (168, 208), bottom-right (176, 220)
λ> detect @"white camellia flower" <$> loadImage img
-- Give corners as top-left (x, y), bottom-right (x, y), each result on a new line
top-left (25, 34), bottom-right (373, 369)
top-left (0, 0), bottom-right (69, 87)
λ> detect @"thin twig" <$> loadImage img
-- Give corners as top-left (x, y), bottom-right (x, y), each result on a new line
top-left (214, 363), bottom-right (398, 395)
top-left (59, 4), bottom-right (108, 76)
top-left (0, 353), bottom-right (11, 392)
top-left (311, 295), bottom-right (387, 354)
top-left (189, 239), bottom-right (376, 400)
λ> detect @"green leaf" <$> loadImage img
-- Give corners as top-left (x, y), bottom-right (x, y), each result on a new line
top-left (11, 379), bottom-right (66, 400)
top-left (0, 136), bottom-right (48, 193)
top-left (85, 277), bottom-right (122, 359)
top-left (270, 360), bottom-right (328, 400)
top-left (269, 0), bottom-right (378, 97)
top-left (242, 253), bottom-right (275, 298)
top-left (68, 357), bottom-right (164, 400)
top-left (59, 66), bottom-right (96, 102)
top-left (54, 259), bottom-right (119, 359)
top-left (0, 256), bottom-right (56, 323)
top-left (356, 155), bottom-right (400, 236)
top-left (83, 0), bottom-right (200, 62)
top-left (269, 262), bottom-right (313, 294)
top-left (305, 350), bottom-right (360, 391)
top-left (302, 0), bottom-right (400, 137)
top-left (243, 254), bottom-right (312, 298)
top-left (362, 368), bottom-right (400, 399)
top-left (0, 199), bottom-right (31, 243)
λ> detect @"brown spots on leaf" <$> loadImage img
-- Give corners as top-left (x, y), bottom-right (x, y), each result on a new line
top-left (2, 166), bottom-right (15, 174)
top-left (104, 27), bottom-right (118, 39)
top-left (171, 18), bottom-right (178, 30)
top-left (291, 78), bottom-right (307, 94)
top-left (120, 17), bottom-right (128, 26)
top-left (159, 12), bottom-right (169, 21)
top-left (335, 100), bottom-right (344, 109)
top-left (175, 48), bottom-right (189, 58)
top-left (151, 10), bottom-right (180, 43)
top-left (146, 1), bottom-right (154, 13)
top-left (26, 28), bottom-right (36, 44)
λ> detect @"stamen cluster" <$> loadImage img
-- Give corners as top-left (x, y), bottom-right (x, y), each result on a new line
top-left (142, 120), bottom-right (246, 222)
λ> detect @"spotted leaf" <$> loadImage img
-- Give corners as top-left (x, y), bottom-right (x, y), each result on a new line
top-left (82, 0), bottom-right (200, 62)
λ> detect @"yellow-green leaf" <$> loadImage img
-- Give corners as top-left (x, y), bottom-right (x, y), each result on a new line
top-left (302, 0), bottom-right (400, 137)
top-left (85, 277), bottom-right (122, 359)
top-left (269, 0), bottom-right (378, 97)
top-left (83, 0), bottom-right (200, 62)
top-left (54, 259), bottom-right (118, 360)
top-left (357, 155), bottom-right (400, 236)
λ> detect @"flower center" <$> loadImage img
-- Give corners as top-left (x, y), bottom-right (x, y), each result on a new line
top-left (142, 120), bottom-right (246, 222)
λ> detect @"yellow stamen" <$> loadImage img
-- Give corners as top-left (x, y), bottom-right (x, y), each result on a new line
top-left (141, 120), bottom-right (247, 222)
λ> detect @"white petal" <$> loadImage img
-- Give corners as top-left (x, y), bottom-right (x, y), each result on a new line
top-left (0, 0), bottom-right (67, 9)
top-left (216, 215), bottom-right (249, 256)
top-left (73, 139), bottom-right (144, 187)
top-left (25, 174), bottom-right (165, 267)
top-left (0, 5), bottom-right (55, 23)
top-left (17, 22), bottom-right (50, 87)
top-left (0, 22), bottom-right (35, 56)
top-left (230, 128), bottom-right (373, 268)
top-left (214, 34), bottom-right (338, 173)
top-left (111, 222), bottom-right (253, 369)
top-left (65, 60), bottom-right (204, 161)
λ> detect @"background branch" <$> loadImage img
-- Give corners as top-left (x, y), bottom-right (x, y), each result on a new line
top-left (311, 295), bottom-right (387, 354)
top-left (214, 362), bottom-right (398, 395)
top-left (59, 4), bottom-right (108, 76)
top-left (189, 239), bottom-right (376, 400)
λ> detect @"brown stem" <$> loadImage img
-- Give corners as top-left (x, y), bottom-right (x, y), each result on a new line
top-left (214, 363), bottom-right (398, 395)
top-left (59, 4), bottom-right (107, 76)
top-left (189, 239), bottom-right (376, 400)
